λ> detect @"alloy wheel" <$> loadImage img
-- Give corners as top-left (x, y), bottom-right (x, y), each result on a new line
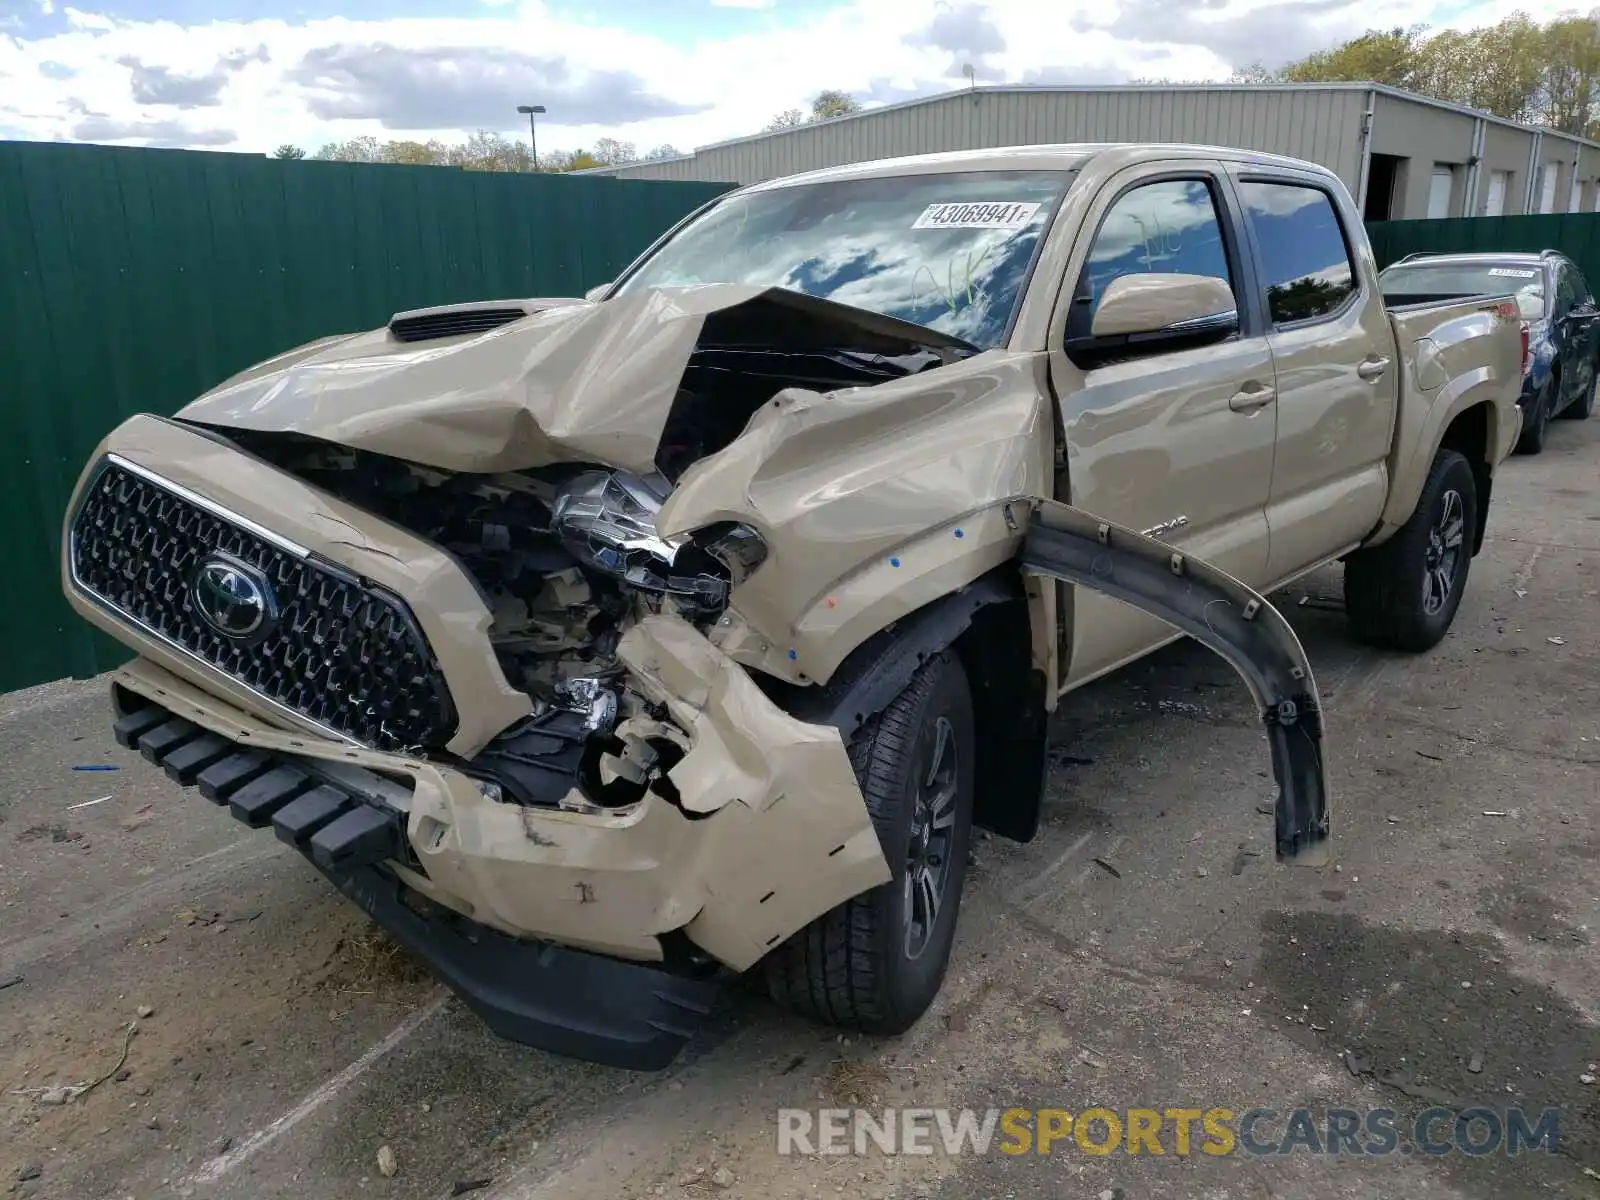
top-left (904, 716), bottom-right (958, 960)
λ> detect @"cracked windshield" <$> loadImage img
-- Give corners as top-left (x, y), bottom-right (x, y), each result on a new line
top-left (616, 171), bottom-right (1072, 347)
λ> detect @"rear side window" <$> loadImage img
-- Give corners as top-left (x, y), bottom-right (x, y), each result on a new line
top-left (1238, 182), bottom-right (1356, 324)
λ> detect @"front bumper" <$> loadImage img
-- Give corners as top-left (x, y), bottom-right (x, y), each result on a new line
top-left (111, 681), bottom-right (719, 1069)
top-left (64, 416), bottom-right (891, 969)
top-left (108, 641), bottom-right (889, 958)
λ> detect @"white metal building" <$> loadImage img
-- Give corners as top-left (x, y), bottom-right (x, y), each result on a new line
top-left (593, 83), bottom-right (1600, 221)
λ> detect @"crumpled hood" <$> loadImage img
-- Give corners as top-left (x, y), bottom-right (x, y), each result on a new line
top-left (177, 284), bottom-right (974, 475)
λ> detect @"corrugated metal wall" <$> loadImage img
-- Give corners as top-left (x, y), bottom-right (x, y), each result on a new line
top-left (1367, 213), bottom-right (1600, 282)
top-left (604, 87), bottom-right (1370, 190)
top-left (0, 140), bottom-right (729, 694)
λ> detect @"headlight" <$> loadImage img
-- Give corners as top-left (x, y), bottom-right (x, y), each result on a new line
top-left (551, 469), bottom-right (682, 577)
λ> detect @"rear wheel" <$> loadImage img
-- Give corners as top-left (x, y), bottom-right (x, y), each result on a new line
top-left (1344, 449), bottom-right (1477, 653)
top-left (1515, 370), bottom-right (1555, 453)
top-left (766, 653), bottom-right (975, 1034)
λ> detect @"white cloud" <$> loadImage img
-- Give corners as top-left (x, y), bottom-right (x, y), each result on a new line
top-left (0, 0), bottom-right (1585, 154)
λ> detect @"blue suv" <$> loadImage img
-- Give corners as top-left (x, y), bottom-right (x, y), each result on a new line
top-left (1379, 250), bottom-right (1597, 454)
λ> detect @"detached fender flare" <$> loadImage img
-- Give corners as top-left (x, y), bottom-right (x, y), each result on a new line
top-left (1023, 501), bottom-right (1330, 865)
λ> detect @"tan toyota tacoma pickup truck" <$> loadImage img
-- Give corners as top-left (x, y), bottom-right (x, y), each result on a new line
top-left (62, 144), bottom-right (1523, 1068)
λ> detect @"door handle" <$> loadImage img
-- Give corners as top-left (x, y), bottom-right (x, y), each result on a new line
top-left (1357, 356), bottom-right (1391, 382)
top-left (1229, 383), bottom-right (1276, 413)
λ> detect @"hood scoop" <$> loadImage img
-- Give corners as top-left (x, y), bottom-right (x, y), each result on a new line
top-left (388, 299), bottom-right (580, 344)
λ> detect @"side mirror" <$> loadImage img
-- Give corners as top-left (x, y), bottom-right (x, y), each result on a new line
top-left (1089, 273), bottom-right (1239, 339)
top-left (584, 282), bottom-right (612, 302)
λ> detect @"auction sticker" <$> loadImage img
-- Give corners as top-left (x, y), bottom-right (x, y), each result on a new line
top-left (913, 201), bottom-right (1041, 230)
top-left (1487, 267), bottom-right (1538, 278)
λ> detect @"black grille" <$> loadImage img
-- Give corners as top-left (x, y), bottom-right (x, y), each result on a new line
top-left (389, 308), bottom-right (527, 343)
top-left (71, 461), bottom-right (457, 752)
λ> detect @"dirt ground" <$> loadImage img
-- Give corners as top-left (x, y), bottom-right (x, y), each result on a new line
top-left (2, 416), bottom-right (1596, 1200)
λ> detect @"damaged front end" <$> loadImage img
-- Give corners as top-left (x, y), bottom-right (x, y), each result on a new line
top-left (62, 281), bottom-right (1329, 1070)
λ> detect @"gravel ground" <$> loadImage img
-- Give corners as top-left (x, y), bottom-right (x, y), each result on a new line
top-left (2, 415), bottom-right (1595, 1200)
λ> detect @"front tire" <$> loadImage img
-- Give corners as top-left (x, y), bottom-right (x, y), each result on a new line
top-left (1559, 372), bottom-right (1594, 419)
top-left (1344, 448), bottom-right (1477, 653)
top-left (766, 653), bottom-right (975, 1034)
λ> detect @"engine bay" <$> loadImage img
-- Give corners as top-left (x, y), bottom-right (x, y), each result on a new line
top-left (218, 367), bottom-right (926, 809)
top-left (213, 301), bottom-right (973, 813)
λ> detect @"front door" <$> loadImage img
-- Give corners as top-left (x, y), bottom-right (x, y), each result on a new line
top-left (1048, 166), bottom-right (1277, 687)
top-left (1228, 173), bottom-right (1400, 582)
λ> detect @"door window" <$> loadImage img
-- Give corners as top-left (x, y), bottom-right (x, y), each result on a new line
top-left (1237, 181), bottom-right (1356, 325)
top-left (1070, 178), bottom-right (1235, 338)
top-left (1555, 264), bottom-right (1579, 315)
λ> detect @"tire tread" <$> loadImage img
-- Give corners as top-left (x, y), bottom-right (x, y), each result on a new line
top-left (766, 656), bottom-right (956, 1032)
top-left (1345, 449), bottom-right (1476, 653)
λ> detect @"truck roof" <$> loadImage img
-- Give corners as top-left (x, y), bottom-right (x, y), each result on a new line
top-left (1384, 250), bottom-right (1560, 269)
top-left (741, 143), bottom-right (1338, 193)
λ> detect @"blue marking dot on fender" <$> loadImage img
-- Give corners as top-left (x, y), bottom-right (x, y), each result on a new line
top-left (954, 528), bottom-right (965, 538)
top-left (787, 648), bottom-right (798, 660)
top-left (890, 557), bottom-right (901, 567)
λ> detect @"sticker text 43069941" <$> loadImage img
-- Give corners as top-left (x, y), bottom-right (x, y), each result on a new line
top-left (912, 202), bottom-right (1042, 230)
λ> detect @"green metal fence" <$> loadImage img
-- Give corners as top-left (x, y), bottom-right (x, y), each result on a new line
top-left (0, 140), bottom-right (730, 694)
top-left (1367, 213), bottom-right (1600, 282)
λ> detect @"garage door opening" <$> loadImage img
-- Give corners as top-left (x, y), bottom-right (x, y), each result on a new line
top-left (1365, 154), bottom-right (1402, 221)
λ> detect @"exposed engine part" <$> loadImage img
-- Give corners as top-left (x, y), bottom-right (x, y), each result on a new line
top-left (553, 676), bottom-right (619, 734)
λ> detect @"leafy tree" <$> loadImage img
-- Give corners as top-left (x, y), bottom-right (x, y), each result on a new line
top-left (271, 144), bottom-right (306, 160)
top-left (311, 135), bottom-right (384, 163)
top-left (765, 90), bottom-right (864, 132)
top-left (1229, 63), bottom-right (1278, 85)
top-left (383, 140), bottom-right (444, 165)
top-left (590, 137), bottom-right (638, 166)
top-left (645, 143), bottom-right (682, 159)
top-left (1274, 12), bottom-right (1600, 137)
top-left (811, 89), bottom-right (862, 120)
top-left (1280, 26), bottom-right (1427, 89)
top-left (539, 148), bottom-right (604, 172)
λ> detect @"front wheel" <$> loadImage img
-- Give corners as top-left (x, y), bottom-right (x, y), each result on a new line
top-left (1344, 449), bottom-right (1478, 652)
top-left (766, 653), bottom-right (975, 1034)
top-left (1559, 371), bottom-right (1594, 419)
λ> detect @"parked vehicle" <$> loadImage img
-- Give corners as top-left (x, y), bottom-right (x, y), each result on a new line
top-left (1378, 249), bottom-right (1597, 453)
top-left (61, 144), bottom-right (1525, 1069)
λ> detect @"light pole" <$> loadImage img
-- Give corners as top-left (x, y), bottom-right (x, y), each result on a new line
top-left (516, 104), bottom-right (546, 170)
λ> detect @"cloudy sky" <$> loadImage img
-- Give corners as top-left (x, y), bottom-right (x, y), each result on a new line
top-left (0, 0), bottom-right (1578, 156)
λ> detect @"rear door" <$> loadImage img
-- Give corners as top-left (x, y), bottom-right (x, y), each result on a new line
top-left (1553, 260), bottom-right (1599, 406)
top-left (1047, 162), bottom-right (1277, 687)
top-left (1227, 170), bottom-right (1399, 582)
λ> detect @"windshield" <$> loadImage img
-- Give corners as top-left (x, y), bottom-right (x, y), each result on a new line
top-left (1379, 261), bottom-right (1546, 320)
top-left (613, 170), bottom-right (1073, 349)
